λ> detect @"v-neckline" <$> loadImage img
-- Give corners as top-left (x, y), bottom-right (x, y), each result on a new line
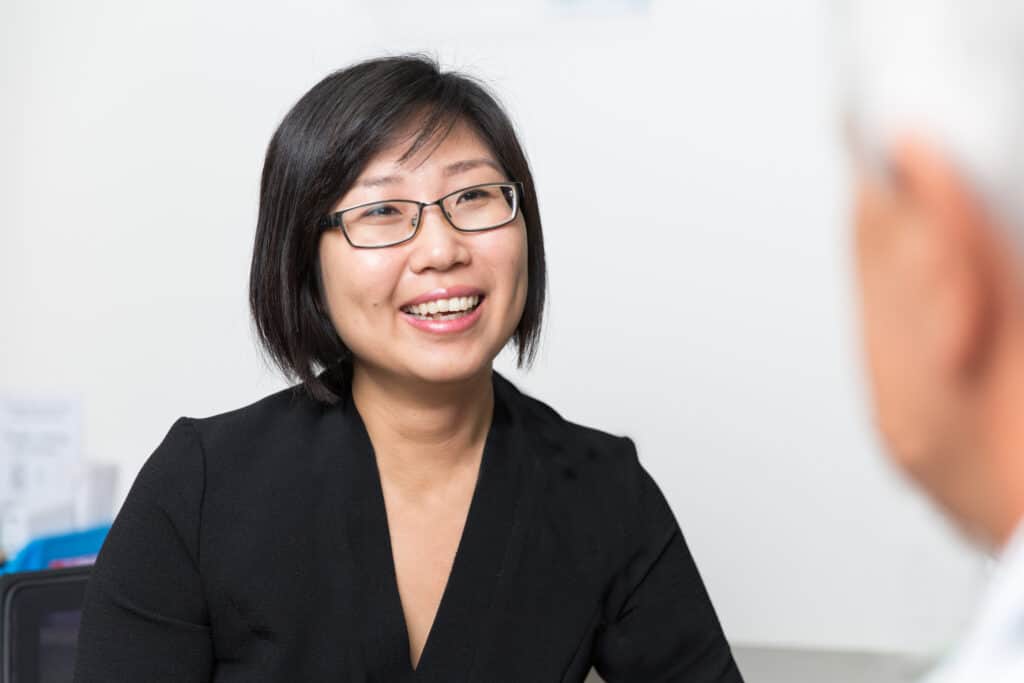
top-left (335, 369), bottom-right (528, 681)
top-left (370, 402), bottom-right (492, 673)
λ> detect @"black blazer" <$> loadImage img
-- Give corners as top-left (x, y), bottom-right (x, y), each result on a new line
top-left (74, 369), bottom-right (743, 682)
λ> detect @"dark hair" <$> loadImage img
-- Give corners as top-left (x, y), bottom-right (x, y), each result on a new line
top-left (249, 55), bottom-right (546, 403)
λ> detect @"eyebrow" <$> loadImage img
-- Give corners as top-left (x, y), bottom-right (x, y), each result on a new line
top-left (443, 158), bottom-right (503, 177)
top-left (355, 158), bottom-right (504, 188)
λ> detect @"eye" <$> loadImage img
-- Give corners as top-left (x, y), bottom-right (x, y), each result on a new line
top-left (361, 203), bottom-right (402, 218)
top-left (455, 187), bottom-right (494, 204)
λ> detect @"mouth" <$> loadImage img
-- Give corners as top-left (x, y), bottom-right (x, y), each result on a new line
top-left (399, 294), bottom-right (485, 321)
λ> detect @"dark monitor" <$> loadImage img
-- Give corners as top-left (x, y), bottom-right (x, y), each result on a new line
top-left (0, 567), bottom-right (91, 683)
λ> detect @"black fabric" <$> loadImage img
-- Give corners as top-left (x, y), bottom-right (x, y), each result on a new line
top-left (73, 370), bottom-right (743, 682)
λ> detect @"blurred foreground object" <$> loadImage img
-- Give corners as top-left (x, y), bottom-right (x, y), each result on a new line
top-left (838, 1), bottom-right (1024, 681)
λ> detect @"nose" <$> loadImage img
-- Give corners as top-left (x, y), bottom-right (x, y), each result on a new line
top-left (407, 203), bottom-right (470, 273)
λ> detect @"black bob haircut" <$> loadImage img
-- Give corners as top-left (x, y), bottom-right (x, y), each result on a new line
top-left (249, 54), bottom-right (547, 403)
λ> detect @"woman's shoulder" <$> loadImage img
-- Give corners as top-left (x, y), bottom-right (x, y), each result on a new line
top-left (185, 383), bottom-right (324, 441)
top-left (495, 372), bottom-right (645, 482)
top-left (142, 383), bottom-right (337, 484)
top-left (496, 374), bottom-right (677, 554)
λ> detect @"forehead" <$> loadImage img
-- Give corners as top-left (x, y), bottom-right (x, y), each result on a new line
top-left (357, 118), bottom-right (499, 180)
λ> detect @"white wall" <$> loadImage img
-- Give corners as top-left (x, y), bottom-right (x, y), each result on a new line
top-left (1, 0), bottom-right (986, 656)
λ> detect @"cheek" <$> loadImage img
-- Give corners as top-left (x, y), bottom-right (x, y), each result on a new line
top-left (854, 192), bottom-right (940, 466)
top-left (860, 272), bottom-right (926, 466)
top-left (471, 226), bottom-right (528, 337)
top-left (318, 238), bottom-right (401, 329)
top-left (855, 189), bottom-right (908, 440)
top-left (856, 187), bottom-right (906, 370)
top-left (498, 224), bottom-right (529, 309)
top-left (318, 242), bottom-right (354, 316)
top-left (515, 233), bottom-right (529, 279)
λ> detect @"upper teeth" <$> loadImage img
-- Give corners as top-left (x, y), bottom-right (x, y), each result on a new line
top-left (403, 295), bottom-right (480, 316)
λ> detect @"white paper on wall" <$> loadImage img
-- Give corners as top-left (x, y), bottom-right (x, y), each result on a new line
top-left (0, 396), bottom-right (84, 555)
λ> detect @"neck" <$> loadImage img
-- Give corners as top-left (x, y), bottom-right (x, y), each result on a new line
top-left (350, 360), bottom-right (494, 498)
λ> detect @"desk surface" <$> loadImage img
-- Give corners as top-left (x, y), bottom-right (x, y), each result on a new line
top-left (584, 645), bottom-right (931, 683)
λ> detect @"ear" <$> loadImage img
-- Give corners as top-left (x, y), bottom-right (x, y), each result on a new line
top-left (887, 135), bottom-right (998, 380)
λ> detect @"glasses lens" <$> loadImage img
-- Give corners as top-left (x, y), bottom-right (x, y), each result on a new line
top-left (443, 183), bottom-right (518, 231)
top-left (342, 201), bottom-right (419, 247)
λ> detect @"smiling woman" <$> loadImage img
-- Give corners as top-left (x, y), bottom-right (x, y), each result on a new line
top-left (248, 56), bottom-right (546, 403)
top-left (72, 55), bottom-right (744, 683)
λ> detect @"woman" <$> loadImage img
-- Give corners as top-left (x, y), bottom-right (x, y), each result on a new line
top-left (74, 56), bottom-right (743, 682)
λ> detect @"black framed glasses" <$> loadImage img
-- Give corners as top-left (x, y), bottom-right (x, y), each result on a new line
top-left (318, 181), bottom-right (524, 249)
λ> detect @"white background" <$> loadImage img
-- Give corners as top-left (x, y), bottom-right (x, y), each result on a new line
top-left (1, 0), bottom-right (986, 656)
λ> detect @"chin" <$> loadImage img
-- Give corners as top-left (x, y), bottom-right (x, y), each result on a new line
top-left (402, 351), bottom-right (494, 386)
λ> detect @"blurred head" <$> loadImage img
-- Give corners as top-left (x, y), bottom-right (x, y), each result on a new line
top-left (250, 55), bottom-right (546, 402)
top-left (839, 0), bottom-right (1024, 545)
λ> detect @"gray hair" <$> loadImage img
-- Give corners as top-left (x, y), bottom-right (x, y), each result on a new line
top-left (837, 0), bottom-right (1024, 239)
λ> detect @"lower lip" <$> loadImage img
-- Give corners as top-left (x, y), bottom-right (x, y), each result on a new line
top-left (400, 299), bottom-right (484, 334)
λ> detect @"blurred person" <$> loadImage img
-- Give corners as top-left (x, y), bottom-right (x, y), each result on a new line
top-left (72, 56), bottom-right (743, 682)
top-left (841, 1), bottom-right (1024, 681)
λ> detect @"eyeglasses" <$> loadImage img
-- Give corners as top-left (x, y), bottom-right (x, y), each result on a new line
top-left (318, 181), bottom-right (524, 249)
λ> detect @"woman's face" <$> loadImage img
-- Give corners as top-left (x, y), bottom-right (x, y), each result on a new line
top-left (318, 119), bottom-right (529, 386)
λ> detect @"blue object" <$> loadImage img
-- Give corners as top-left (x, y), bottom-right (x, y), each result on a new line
top-left (3, 525), bottom-right (110, 574)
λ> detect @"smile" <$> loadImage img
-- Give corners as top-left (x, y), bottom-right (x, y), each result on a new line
top-left (399, 294), bottom-right (486, 334)
top-left (400, 295), bottom-right (482, 321)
